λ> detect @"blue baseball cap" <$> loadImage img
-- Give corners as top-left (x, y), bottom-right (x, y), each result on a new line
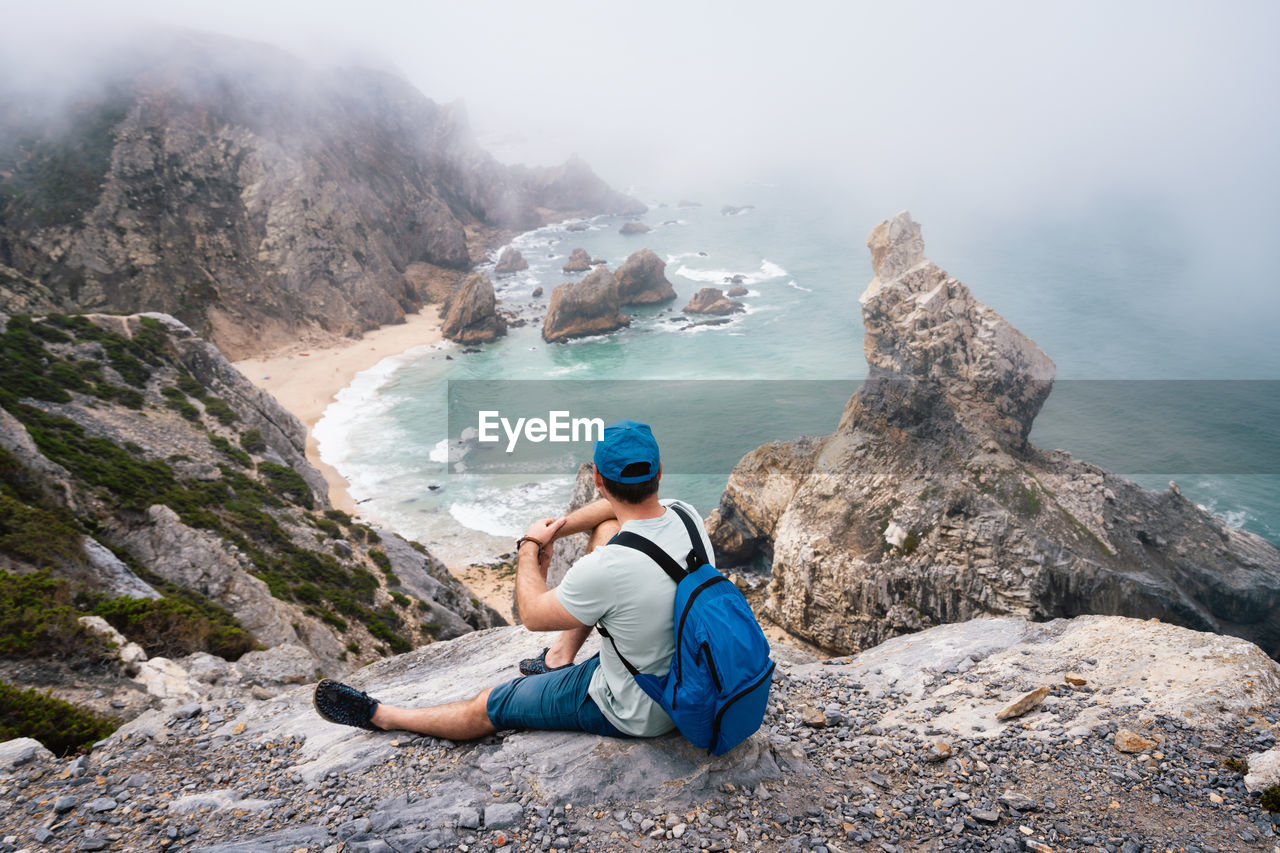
top-left (593, 419), bottom-right (660, 484)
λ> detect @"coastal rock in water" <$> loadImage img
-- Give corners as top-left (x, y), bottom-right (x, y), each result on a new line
top-left (493, 248), bottom-right (529, 274)
top-left (614, 248), bottom-right (677, 305)
top-left (531, 286), bottom-right (543, 298)
top-left (619, 221), bottom-right (650, 235)
top-left (710, 212), bottom-right (1280, 658)
top-left (542, 267), bottom-right (629, 344)
top-left (726, 284), bottom-right (748, 297)
top-left (562, 248), bottom-right (594, 273)
top-left (441, 272), bottom-right (507, 344)
top-left (683, 286), bottom-right (744, 316)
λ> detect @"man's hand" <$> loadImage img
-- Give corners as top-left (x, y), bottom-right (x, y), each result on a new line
top-left (515, 516), bottom-right (585, 632)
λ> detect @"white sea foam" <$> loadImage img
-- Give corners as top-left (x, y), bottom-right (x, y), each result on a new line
top-left (448, 479), bottom-right (574, 538)
top-left (665, 251), bottom-right (709, 264)
top-left (314, 347), bottom-right (437, 467)
top-left (786, 279), bottom-right (813, 292)
top-left (674, 258), bottom-right (789, 286)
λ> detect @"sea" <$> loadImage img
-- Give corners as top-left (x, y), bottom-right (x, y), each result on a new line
top-left (312, 179), bottom-right (1280, 568)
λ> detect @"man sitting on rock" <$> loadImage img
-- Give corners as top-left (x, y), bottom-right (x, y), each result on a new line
top-left (313, 419), bottom-right (712, 741)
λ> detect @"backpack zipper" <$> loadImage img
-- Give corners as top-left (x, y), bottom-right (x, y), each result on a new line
top-left (708, 660), bottom-right (775, 754)
top-left (698, 641), bottom-right (723, 693)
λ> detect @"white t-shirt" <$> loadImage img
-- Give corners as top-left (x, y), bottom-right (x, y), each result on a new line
top-left (555, 499), bottom-right (713, 736)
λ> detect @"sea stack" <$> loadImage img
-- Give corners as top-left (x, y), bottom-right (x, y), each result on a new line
top-left (494, 248), bottom-right (528, 274)
top-left (614, 248), bottom-right (677, 305)
top-left (683, 287), bottom-right (743, 315)
top-left (541, 267), bottom-right (629, 343)
top-left (441, 272), bottom-right (507, 344)
top-left (707, 211), bottom-right (1280, 658)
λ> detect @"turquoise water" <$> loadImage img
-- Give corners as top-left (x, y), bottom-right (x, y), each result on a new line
top-left (315, 182), bottom-right (1280, 566)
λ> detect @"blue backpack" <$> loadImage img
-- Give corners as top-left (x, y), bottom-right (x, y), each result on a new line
top-left (599, 504), bottom-right (775, 756)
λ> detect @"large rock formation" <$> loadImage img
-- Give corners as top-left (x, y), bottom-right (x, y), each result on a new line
top-left (541, 267), bottom-right (629, 343)
top-left (0, 310), bottom-right (502, 699)
top-left (440, 272), bottom-right (506, 344)
top-left (0, 32), bottom-right (643, 359)
top-left (3, 614), bottom-right (1277, 851)
top-left (708, 212), bottom-right (1280, 659)
top-left (683, 286), bottom-right (744, 315)
top-left (614, 248), bottom-right (677, 305)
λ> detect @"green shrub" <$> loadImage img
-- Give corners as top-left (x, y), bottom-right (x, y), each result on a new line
top-left (0, 681), bottom-right (117, 756)
top-left (323, 509), bottom-right (352, 525)
top-left (0, 571), bottom-right (114, 665)
top-left (166, 397), bottom-right (200, 421)
top-left (258, 462), bottom-right (314, 508)
top-left (93, 595), bottom-right (257, 660)
top-left (0, 495), bottom-right (84, 568)
top-left (203, 397), bottom-right (238, 425)
top-left (176, 371), bottom-right (206, 400)
top-left (368, 550), bottom-right (391, 571)
top-left (0, 315), bottom-right (72, 405)
top-left (240, 429), bottom-right (267, 453)
top-left (1224, 756), bottom-right (1249, 774)
top-left (209, 435), bottom-right (251, 467)
top-left (390, 591), bottom-right (410, 607)
top-left (1262, 785), bottom-right (1280, 812)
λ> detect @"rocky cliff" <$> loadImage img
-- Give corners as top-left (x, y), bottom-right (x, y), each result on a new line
top-left (2, 615), bottom-right (1278, 851)
top-left (0, 310), bottom-right (501, 719)
top-left (0, 32), bottom-right (643, 359)
top-left (708, 212), bottom-right (1280, 659)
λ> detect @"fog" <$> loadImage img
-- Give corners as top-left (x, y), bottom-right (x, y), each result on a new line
top-left (4, 0), bottom-right (1279, 339)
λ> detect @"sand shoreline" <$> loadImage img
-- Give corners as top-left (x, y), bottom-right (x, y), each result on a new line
top-left (232, 308), bottom-right (445, 514)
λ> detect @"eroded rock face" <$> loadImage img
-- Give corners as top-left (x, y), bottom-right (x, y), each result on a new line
top-left (441, 272), bottom-right (507, 344)
top-left (0, 312), bottom-right (503, 684)
top-left (0, 33), bottom-right (642, 360)
top-left (614, 248), bottom-right (677, 305)
top-left (542, 267), bottom-right (629, 343)
top-left (711, 212), bottom-right (1280, 658)
top-left (683, 286), bottom-right (744, 316)
top-left (493, 248), bottom-right (528, 274)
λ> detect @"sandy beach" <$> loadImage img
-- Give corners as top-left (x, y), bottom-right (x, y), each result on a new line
top-left (232, 308), bottom-right (444, 514)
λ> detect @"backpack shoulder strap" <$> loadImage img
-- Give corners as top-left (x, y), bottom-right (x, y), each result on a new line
top-left (610, 531), bottom-right (686, 584)
top-left (669, 503), bottom-right (711, 568)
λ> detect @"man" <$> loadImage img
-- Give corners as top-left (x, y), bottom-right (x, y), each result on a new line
top-left (313, 419), bottom-right (713, 741)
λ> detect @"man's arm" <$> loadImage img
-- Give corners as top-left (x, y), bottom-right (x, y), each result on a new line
top-left (515, 518), bottom-right (589, 632)
top-left (552, 497), bottom-right (615, 540)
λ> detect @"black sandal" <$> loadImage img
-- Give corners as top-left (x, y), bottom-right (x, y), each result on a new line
top-left (518, 647), bottom-right (571, 677)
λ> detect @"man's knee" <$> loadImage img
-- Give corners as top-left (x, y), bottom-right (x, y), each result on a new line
top-left (587, 518), bottom-right (621, 553)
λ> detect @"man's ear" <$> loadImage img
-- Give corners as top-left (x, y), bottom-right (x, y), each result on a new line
top-left (592, 466), bottom-right (605, 491)
top-left (656, 462), bottom-right (662, 482)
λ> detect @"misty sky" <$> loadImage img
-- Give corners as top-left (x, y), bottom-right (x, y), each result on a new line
top-left (5, 1), bottom-right (1277, 208)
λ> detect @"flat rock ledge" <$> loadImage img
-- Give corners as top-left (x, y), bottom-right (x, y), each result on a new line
top-left (2, 615), bottom-right (1279, 851)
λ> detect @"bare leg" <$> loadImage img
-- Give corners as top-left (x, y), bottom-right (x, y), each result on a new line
top-left (371, 688), bottom-right (496, 740)
top-left (543, 519), bottom-right (621, 668)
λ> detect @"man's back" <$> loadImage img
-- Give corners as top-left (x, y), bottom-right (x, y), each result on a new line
top-left (556, 498), bottom-right (712, 736)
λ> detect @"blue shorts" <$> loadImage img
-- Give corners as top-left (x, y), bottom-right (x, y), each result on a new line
top-left (486, 654), bottom-right (628, 737)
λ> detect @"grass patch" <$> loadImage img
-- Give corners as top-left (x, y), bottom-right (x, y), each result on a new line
top-left (0, 681), bottom-right (117, 756)
top-left (240, 429), bottom-right (266, 453)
